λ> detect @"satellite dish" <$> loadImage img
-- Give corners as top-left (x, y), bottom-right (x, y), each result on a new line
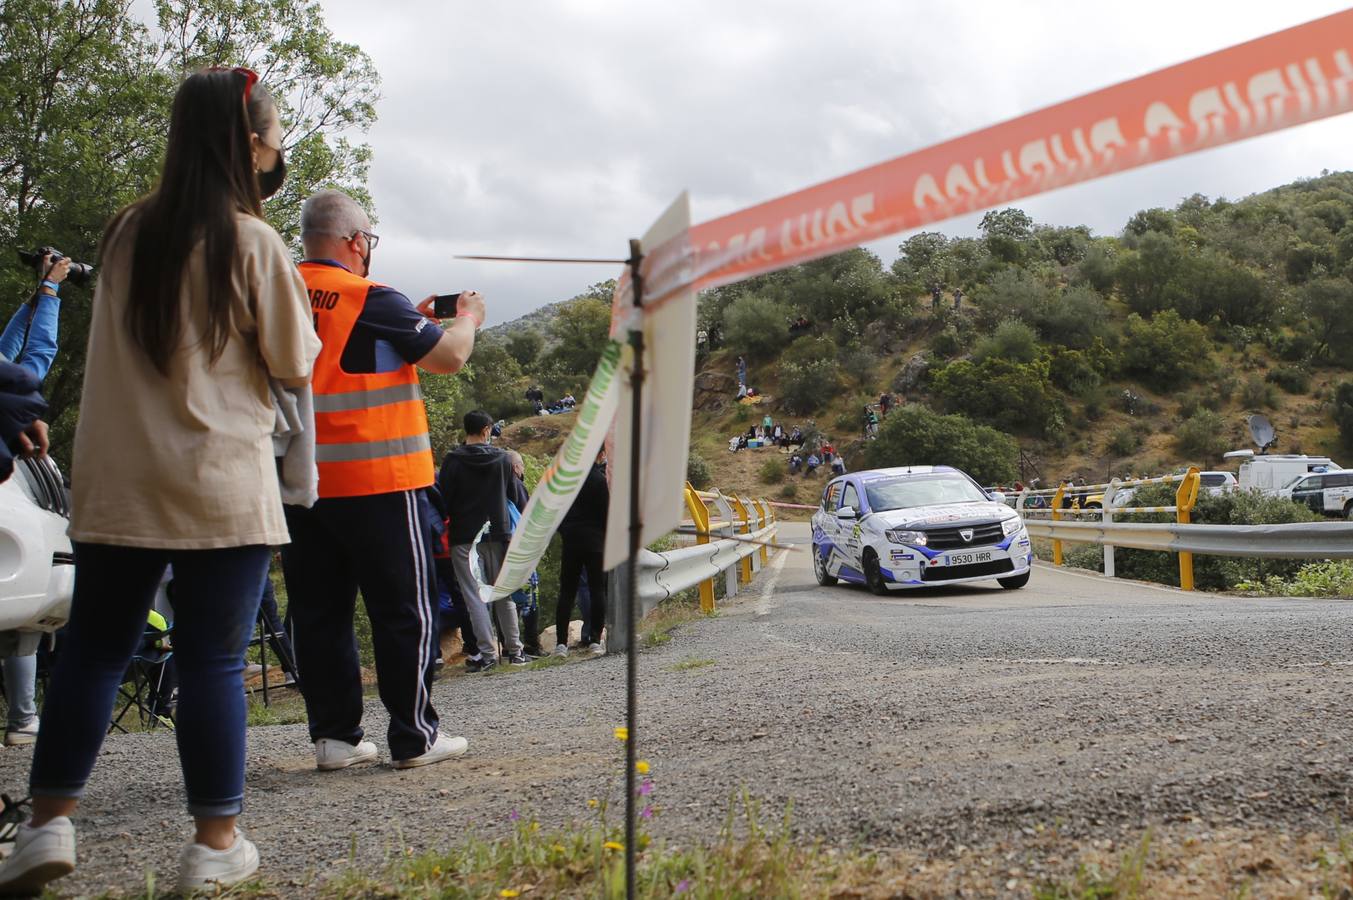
top-left (1248, 414), bottom-right (1276, 453)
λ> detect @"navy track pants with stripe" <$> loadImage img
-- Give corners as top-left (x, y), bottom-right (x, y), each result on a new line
top-left (281, 489), bottom-right (440, 761)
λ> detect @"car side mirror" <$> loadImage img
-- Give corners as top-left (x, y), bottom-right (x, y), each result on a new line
top-left (987, 491), bottom-right (1006, 503)
top-left (836, 506), bottom-right (857, 519)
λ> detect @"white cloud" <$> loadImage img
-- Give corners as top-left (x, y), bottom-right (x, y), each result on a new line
top-left (303, 0), bottom-right (1353, 323)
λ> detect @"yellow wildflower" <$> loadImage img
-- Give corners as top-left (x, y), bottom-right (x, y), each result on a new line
top-left (430, 866), bottom-right (442, 878)
top-left (551, 843), bottom-right (566, 854)
top-left (603, 841), bottom-right (624, 852)
top-left (587, 798), bottom-right (599, 809)
top-left (529, 821), bottom-right (541, 832)
top-left (635, 760), bottom-right (650, 775)
top-left (613, 726), bottom-right (629, 741)
top-left (500, 891), bottom-right (520, 899)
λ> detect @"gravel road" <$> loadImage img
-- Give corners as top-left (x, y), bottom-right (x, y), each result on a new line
top-left (5, 521), bottom-right (1353, 896)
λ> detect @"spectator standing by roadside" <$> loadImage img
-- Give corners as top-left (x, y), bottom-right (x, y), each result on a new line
top-left (283, 189), bottom-right (478, 777)
top-left (864, 406), bottom-right (879, 436)
top-left (505, 449), bottom-right (543, 658)
top-left (0, 69), bottom-right (319, 895)
top-left (554, 451), bottom-right (609, 657)
top-left (736, 354), bottom-right (747, 389)
top-left (878, 392), bottom-right (893, 418)
top-left (831, 455), bottom-right (847, 476)
top-left (931, 283), bottom-right (942, 310)
top-left (953, 287), bottom-right (964, 310)
top-left (438, 410), bottom-right (527, 670)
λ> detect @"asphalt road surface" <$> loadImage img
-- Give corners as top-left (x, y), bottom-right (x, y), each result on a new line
top-left (4, 521), bottom-right (1352, 895)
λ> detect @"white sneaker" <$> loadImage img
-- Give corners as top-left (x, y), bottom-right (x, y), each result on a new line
top-left (552, 643), bottom-right (569, 658)
top-left (588, 642), bottom-right (605, 656)
top-left (391, 733), bottom-right (468, 770)
top-left (4, 717), bottom-right (38, 747)
top-left (314, 738), bottom-right (378, 771)
top-left (177, 829), bottom-right (259, 893)
top-left (0, 816), bottom-right (75, 895)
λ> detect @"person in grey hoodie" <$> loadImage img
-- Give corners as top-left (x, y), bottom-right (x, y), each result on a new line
top-left (437, 410), bottom-right (525, 669)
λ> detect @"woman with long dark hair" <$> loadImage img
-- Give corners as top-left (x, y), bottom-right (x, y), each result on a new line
top-left (0, 68), bottom-right (320, 894)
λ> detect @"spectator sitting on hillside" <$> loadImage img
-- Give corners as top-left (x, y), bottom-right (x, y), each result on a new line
top-left (772, 423), bottom-right (784, 444)
top-left (525, 384), bottom-right (544, 414)
top-left (822, 442), bottom-right (835, 463)
top-left (805, 452), bottom-right (820, 475)
top-left (562, 393), bottom-right (576, 408)
top-left (831, 456), bottom-right (846, 476)
top-left (788, 426), bottom-right (804, 447)
top-left (789, 453), bottom-right (802, 475)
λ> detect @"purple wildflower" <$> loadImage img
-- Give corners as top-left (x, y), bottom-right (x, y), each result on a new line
top-left (638, 780), bottom-right (654, 796)
top-left (675, 879), bottom-right (691, 894)
top-left (509, 810), bottom-right (520, 822)
top-left (641, 805), bottom-right (654, 819)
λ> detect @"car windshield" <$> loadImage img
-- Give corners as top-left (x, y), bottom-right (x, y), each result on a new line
top-left (1279, 474), bottom-right (1309, 491)
top-left (864, 474), bottom-right (988, 512)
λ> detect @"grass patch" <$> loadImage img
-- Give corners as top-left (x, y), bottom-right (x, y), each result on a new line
top-left (1034, 831), bottom-right (1151, 900)
top-left (669, 657), bottom-right (716, 672)
top-left (482, 654), bottom-right (574, 677)
top-left (639, 589), bottom-right (709, 649)
top-left (320, 795), bottom-right (880, 899)
top-left (245, 692), bottom-right (308, 727)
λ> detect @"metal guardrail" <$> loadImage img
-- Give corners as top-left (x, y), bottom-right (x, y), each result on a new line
top-left (1022, 519), bottom-right (1353, 559)
top-left (1014, 467), bottom-right (1353, 589)
top-left (1017, 468), bottom-right (1203, 589)
top-left (676, 483), bottom-right (779, 612)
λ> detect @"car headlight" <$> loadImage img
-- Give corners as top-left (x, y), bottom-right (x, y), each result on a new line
top-left (886, 529), bottom-right (927, 546)
top-left (1001, 516), bottom-right (1023, 536)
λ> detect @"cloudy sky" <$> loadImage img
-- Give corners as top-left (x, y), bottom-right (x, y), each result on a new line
top-left (303, 1), bottom-right (1353, 326)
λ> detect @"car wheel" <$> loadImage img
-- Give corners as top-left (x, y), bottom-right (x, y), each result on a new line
top-left (998, 571), bottom-right (1030, 590)
top-left (1345, 501), bottom-right (1353, 521)
top-left (863, 550), bottom-right (889, 596)
top-left (812, 543), bottom-right (837, 586)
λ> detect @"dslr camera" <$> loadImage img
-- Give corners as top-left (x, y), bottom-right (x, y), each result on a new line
top-left (17, 247), bottom-right (94, 286)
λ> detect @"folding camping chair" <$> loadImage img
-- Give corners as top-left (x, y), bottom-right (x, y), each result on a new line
top-left (109, 609), bottom-right (175, 734)
top-left (247, 603), bottom-right (299, 707)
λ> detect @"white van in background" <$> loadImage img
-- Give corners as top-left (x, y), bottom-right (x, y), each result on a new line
top-left (1223, 451), bottom-right (1341, 495)
top-left (0, 456), bottom-right (74, 654)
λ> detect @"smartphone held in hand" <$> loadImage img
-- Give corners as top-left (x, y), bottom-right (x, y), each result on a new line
top-left (433, 293), bottom-right (462, 319)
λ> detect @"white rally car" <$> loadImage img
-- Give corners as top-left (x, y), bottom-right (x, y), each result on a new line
top-left (811, 465), bottom-right (1033, 594)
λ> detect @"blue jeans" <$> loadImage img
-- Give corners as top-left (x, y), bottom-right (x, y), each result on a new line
top-left (30, 542), bottom-right (269, 817)
top-left (2, 654), bottom-right (36, 730)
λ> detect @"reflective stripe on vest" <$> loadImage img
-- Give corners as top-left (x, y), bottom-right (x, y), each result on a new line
top-left (300, 261), bottom-right (435, 499)
top-left (315, 433), bottom-right (432, 464)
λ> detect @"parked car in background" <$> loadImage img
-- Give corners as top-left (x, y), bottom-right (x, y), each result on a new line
top-left (0, 456), bottom-right (73, 653)
top-left (1278, 469), bottom-right (1353, 518)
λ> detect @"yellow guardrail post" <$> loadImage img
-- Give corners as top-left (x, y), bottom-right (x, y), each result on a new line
top-left (1175, 466), bottom-right (1201, 591)
top-left (683, 482), bottom-right (716, 612)
top-left (752, 499), bottom-right (770, 566)
top-left (1050, 482), bottom-right (1067, 566)
top-left (728, 496), bottom-right (753, 584)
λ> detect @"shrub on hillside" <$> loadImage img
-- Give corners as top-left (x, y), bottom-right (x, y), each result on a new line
top-left (722, 295), bottom-right (789, 360)
top-left (861, 405), bottom-right (1017, 485)
top-left (686, 451), bottom-right (713, 490)
top-left (971, 267), bottom-right (1051, 329)
top-left (930, 356), bottom-right (1064, 437)
top-left (1074, 243), bottom-right (1117, 293)
top-left (1037, 284), bottom-right (1111, 349)
top-left (1106, 426), bottom-right (1141, 456)
top-left (1082, 388), bottom-right (1109, 422)
top-left (1175, 409), bottom-right (1228, 462)
top-left (973, 319), bottom-right (1039, 364)
top-left (1113, 483), bottom-right (1319, 590)
top-left (1239, 373), bottom-right (1278, 409)
top-left (1120, 310), bottom-right (1211, 389)
top-left (1266, 364), bottom-right (1311, 394)
top-left (780, 358), bottom-right (842, 414)
top-left (1335, 381), bottom-right (1353, 451)
top-left (930, 326), bottom-right (965, 359)
top-left (838, 344), bottom-right (879, 388)
top-left (1049, 349), bottom-right (1102, 396)
top-left (758, 458), bottom-right (786, 484)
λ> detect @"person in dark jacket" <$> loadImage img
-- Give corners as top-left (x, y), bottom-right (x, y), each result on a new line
top-left (505, 450), bottom-right (542, 657)
top-left (553, 451), bottom-right (609, 656)
top-left (437, 410), bottom-right (525, 670)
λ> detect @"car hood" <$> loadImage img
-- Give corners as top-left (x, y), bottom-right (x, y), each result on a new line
top-left (866, 502), bottom-right (1013, 530)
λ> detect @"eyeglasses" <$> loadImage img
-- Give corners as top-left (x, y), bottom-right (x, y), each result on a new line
top-left (348, 230), bottom-right (379, 252)
top-left (208, 65), bottom-right (259, 104)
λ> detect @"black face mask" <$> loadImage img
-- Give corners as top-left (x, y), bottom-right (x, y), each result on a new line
top-left (257, 150), bottom-right (286, 200)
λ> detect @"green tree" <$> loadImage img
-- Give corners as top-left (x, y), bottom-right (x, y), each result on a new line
top-left (0, 0), bottom-right (380, 461)
top-left (1298, 276), bottom-right (1353, 363)
top-left (722, 294), bottom-right (788, 360)
top-left (155, 0), bottom-right (380, 244)
top-left (461, 337), bottom-right (530, 420)
top-left (1120, 310), bottom-right (1211, 389)
top-left (541, 296), bottom-right (611, 385)
top-left (930, 357), bottom-right (1064, 437)
top-left (505, 329), bottom-right (544, 370)
top-left (1335, 381), bottom-right (1353, 451)
top-left (862, 405), bottom-right (1017, 485)
top-left (973, 319), bottom-right (1039, 364)
top-left (979, 208), bottom-right (1034, 263)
